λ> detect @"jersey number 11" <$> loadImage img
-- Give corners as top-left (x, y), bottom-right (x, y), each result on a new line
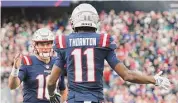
top-left (72, 48), bottom-right (95, 82)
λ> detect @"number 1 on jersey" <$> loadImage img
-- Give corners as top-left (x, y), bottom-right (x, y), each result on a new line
top-left (36, 75), bottom-right (59, 100)
top-left (36, 75), bottom-right (48, 99)
top-left (72, 48), bottom-right (95, 82)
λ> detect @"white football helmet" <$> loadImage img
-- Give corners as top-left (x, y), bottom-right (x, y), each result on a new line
top-left (32, 28), bottom-right (54, 59)
top-left (70, 3), bottom-right (99, 29)
top-left (32, 28), bottom-right (54, 42)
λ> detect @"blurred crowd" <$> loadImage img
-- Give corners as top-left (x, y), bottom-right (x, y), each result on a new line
top-left (101, 10), bottom-right (178, 103)
top-left (1, 10), bottom-right (178, 103)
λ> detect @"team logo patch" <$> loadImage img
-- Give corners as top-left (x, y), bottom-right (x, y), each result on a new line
top-left (44, 65), bottom-right (52, 73)
top-left (45, 65), bottom-right (50, 69)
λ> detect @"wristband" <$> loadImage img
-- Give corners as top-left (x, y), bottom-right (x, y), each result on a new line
top-left (10, 68), bottom-right (19, 77)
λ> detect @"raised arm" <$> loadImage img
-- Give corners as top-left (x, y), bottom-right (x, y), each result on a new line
top-left (106, 50), bottom-right (171, 90)
top-left (8, 53), bottom-right (22, 89)
top-left (47, 64), bottom-right (62, 96)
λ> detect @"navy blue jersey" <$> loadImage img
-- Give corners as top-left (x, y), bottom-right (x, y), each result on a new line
top-left (53, 33), bottom-right (120, 102)
top-left (18, 55), bottom-right (65, 103)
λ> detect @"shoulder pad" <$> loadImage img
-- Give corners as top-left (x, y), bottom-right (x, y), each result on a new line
top-left (21, 55), bottom-right (32, 65)
top-left (98, 33), bottom-right (117, 50)
top-left (55, 35), bottom-right (67, 49)
top-left (99, 33), bottom-right (110, 47)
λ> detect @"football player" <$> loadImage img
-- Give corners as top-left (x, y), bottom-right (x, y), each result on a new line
top-left (47, 3), bottom-right (171, 103)
top-left (8, 28), bottom-right (67, 103)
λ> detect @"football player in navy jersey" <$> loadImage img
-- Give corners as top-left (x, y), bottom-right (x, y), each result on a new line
top-left (47, 3), bottom-right (171, 103)
top-left (8, 28), bottom-right (67, 103)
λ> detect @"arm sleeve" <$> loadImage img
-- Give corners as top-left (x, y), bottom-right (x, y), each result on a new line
top-left (18, 66), bottom-right (27, 82)
top-left (105, 35), bottom-right (120, 69)
top-left (54, 51), bottom-right (66, 70)
top-left (58, 75), bottom-right (66, 91)
top-left (106, 50), bottom-right (120, 69)
top-left (53, 36), bottom-right (58, 52)
top-left (53, 35), bottom-right (66, 70)
top-left (107, 35), bottom-right (117, 50)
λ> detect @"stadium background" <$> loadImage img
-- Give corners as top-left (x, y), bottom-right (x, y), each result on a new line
top-left (1, 0), bottom-right (178, 103)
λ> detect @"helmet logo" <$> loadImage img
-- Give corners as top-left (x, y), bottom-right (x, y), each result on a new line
top-left (42, 38), bottom-right (48, 41)
top-left (81, 23), bottom-right (92, 26)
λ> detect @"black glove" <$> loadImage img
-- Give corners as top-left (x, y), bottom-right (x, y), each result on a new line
top-left (49, 93), bottom-right (61, 103)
